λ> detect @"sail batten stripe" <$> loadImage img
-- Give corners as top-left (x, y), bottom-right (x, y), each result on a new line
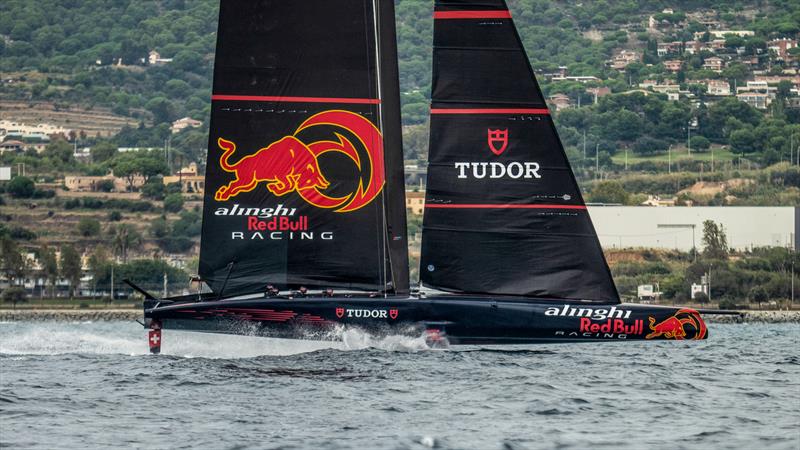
top-left (426, 204), bottom-right (586, 210)
top-left (434, 11), bottom-right (512, 19)
top-left (211, 94), bottom-right (381, 104)
top-left (431, 108), bottom-right (549, 115)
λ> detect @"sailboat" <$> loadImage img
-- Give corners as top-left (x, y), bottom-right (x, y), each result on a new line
top-left (134, 0), bottom-right (708, 354)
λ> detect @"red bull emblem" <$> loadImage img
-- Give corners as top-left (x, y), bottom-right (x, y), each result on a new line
top-left (488, 129), bottom-right (509, 155)
top-left (215, 110), bottom-right (385, 213)
top-left (335, 307), bottom-right (345, 319)
top-left (389, 308), bottom-right (398, 320)
top-left (645, 308), bottom-right (707, 340)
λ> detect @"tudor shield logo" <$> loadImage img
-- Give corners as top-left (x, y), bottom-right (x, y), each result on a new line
top-left (488, 129), bottom-right (509, 155)
top-left (389, 309), bottom-right (398, 319)
top-left (335, 307), bottom-right (345, 318)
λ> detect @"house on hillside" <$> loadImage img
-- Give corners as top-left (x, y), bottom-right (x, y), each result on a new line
top-left (640, 195), bottom-right (677, 207)
top-left (658, 41), bottom-right (682, 57)
top-left (694, 30), bottom-right (754, 39)
top-left (64, 172), bottom-right (145, 192)
top-left (148, 50), bottom-right (173, 65)
top-left (768, 38), bottom-right (798, 62)
top-left (702, 57), bottom-right (725, 72)
top-left (406, 191), bottom-right (425, 215)
top-left (547, 94), bottom-right (572, 111)
top-left (609, 50), bottom-right (641, 71)
top-left (162, 162), bottom-right (205, 194)
top-left (0, 140), bottom-right (24, 154)
top-left (736, 92), bottom-right (770, 109)
top-left (664, 60), bottom-right (683, 72)
top-left (707, 80), bottom-right (732, 96)
top-left (171, 117), bottom-right (203, 134)
top-left (586, 86), bottom-right (611, 103)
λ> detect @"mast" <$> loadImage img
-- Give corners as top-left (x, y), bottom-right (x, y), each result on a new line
top-left (376, 0), bottom-right (411, 295)
top-left (419, 0), bottom-right (619, 303)
top-left (198, 0), bottom-right (408, 297)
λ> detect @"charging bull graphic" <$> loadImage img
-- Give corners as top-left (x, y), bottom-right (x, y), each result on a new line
top-left (645, 308), bottom-right (707, 340)
top-left (214, 110), bottom-right (385, 213)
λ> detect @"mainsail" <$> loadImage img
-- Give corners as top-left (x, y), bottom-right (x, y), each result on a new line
top-left (420, 0), bottom-right (619, 303)
top-left (199, 0), bottom-right (409, 297)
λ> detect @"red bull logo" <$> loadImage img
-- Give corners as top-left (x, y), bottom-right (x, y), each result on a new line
top-left (215, 110), bottom-right (384, 213)
top-left (645, 308), bottom-right (707, 340)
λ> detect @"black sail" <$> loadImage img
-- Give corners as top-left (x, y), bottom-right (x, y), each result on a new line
top-left (420, 0), bottom-right (619, 303)
top-left (199, 0), bottom-right (409, 297)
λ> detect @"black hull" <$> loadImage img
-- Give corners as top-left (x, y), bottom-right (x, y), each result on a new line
top-left (144, 295), bottom-right (708, 347)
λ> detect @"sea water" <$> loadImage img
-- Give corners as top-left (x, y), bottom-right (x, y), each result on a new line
top-left (0, 321), bottom-right (798, 449)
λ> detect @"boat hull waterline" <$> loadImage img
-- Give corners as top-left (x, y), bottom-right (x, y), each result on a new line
top-left (143, 297), bottom-right (707, 351)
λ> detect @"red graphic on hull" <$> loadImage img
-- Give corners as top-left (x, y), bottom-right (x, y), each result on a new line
top-left (215, 110), bottom-right (385, 213)
top-left (646, 309), bottom-right (707, 340)
top-left (336, 307), bottom-right (345, 318)
top-left (487, 129), bottom-right (509, 155)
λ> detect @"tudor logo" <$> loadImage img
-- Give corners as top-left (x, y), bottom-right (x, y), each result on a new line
top-left (488, 129), bottom-right (509, 155)
top-left (335, 307), bottom-right (399, 320)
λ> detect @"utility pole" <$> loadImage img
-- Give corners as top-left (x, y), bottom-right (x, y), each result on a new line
top-left (711, 146), bottom-right (715, 172)
top-left (668, 145), bottom-right (672, 174)
top-left (595, 143), bottom-right (599, 180)
top-left (110, 265), bottom-right (115, 301)
top-left (582, 130), bottom-right (587, 160)
top-left (708, 264), bottom-right (712, 305)
top-left (163, 272), bottom-right (168, 298)
top-left (687, 123), bottom-right (691, 155)
top-left (625, 148), bottom-right (628, 171)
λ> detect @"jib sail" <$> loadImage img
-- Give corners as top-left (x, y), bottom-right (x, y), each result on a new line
top-left (199, 0), bottom-right (409, 297)
top-left (419, 0), bottom-right (619, 303)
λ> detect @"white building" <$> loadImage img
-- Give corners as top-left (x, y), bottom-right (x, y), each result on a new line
top-left (588, 206), bottom-right (797, 251)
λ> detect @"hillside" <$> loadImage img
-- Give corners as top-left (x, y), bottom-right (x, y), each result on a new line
top-left (0, 1), bottom-right (798, 203)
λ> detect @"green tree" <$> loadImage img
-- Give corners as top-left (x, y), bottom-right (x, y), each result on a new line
top-left (690, 136), bottom-right (711, 151)
top-left (2, 287), bottom-right (26, 307)
top-left (150, 217), bottom-right (170, 238)
top-left (109, 224), bottom-right (142, 262)
top-left (87, 245), bottom-right (111, 299)
top-left (164, 193), bottom-right (184, 213)
top-left (141, 177), bottom-right (166, 200)
top-left (748, 285), bottom-right (768, 306)
top-left (77, 218), bottom-right (101, 237)
top-left (702, 220), bottom-right (728, 260)
top-left (60, 245), bottom-right (82, 299)
top-left (0, 236), bottom-right (27, 286)
top-left (44, 139), bottom-right (74, 164)
top-left (91, 141), bottom-right (118, 163)
top-left (7, 176), bottom-right (35, 198)
top-left (590, 181), bottom-right (630, 204)
top-left (633, 136), bottom-right (668, 155)
top-left (39, 246), bottom-right (59, 298)
top-left (730, 128), bottom-right (759, 153)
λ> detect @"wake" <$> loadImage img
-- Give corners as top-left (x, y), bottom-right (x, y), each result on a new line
top-left (0, 321), bottom-right (432, 358)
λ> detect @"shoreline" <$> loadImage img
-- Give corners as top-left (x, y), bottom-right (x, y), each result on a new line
top-left (0, 309), bottom-right (799, 323)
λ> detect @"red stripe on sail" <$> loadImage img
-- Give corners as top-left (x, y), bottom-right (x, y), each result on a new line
top-left (434, 10), bottom-right (512, 19)
top-left (426, 204), bottom-right (586, 210)
top-left (212, 95), bottom-right (381, 105)
top-left (430, 108), bottom-right (550, 115)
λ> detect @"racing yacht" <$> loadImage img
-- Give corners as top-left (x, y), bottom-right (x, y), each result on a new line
top-left (135, 0), bottom-right (709, 354)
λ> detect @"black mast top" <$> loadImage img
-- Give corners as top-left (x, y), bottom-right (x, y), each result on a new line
top-left (199, 0), bottom-right (409, 297)
top-left (419, 0), bottom-right (619, 303)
